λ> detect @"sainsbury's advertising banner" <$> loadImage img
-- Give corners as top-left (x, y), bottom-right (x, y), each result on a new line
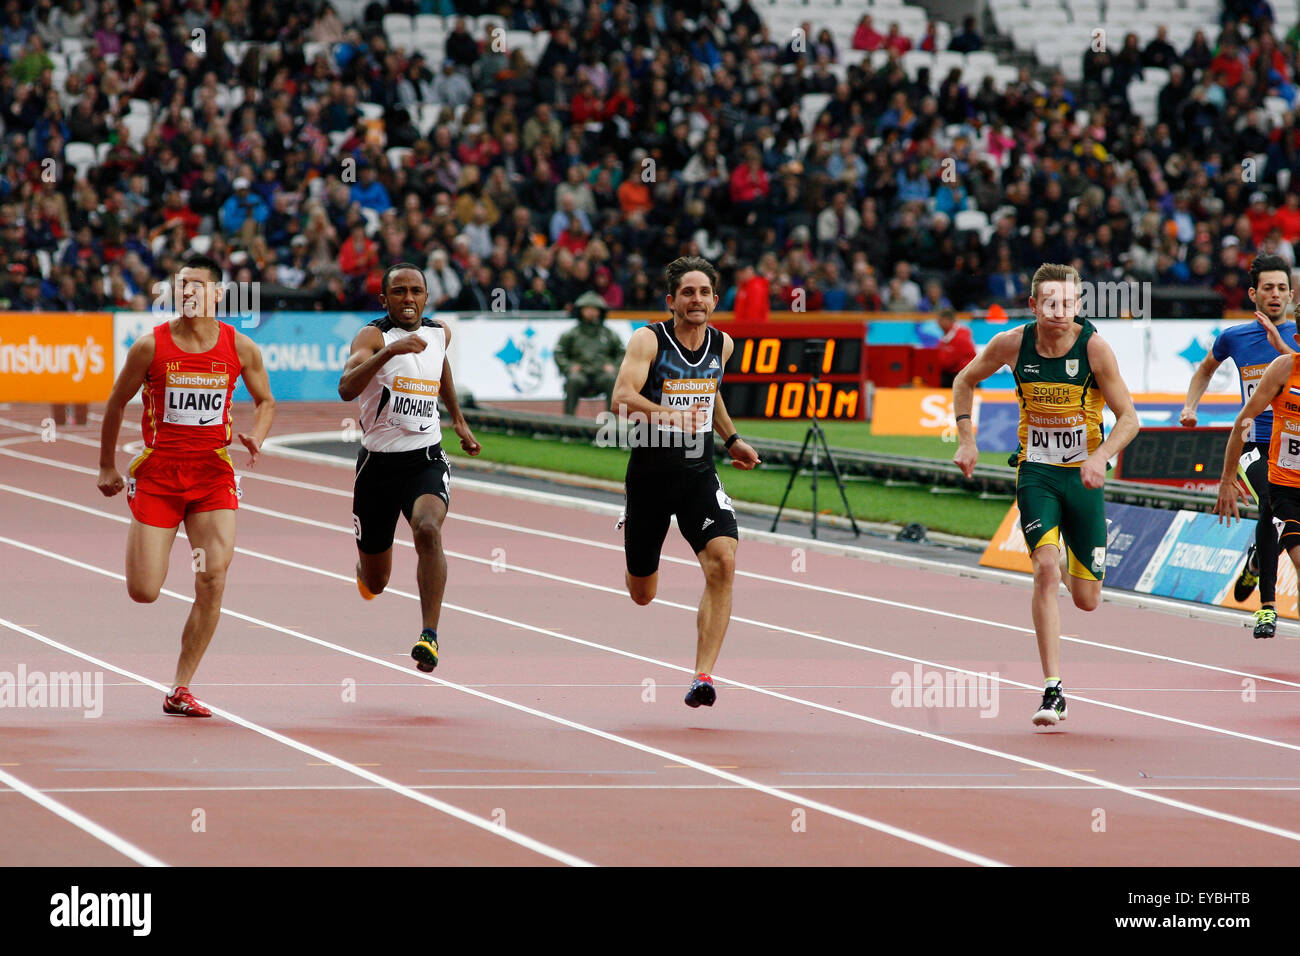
top-left (1, 312), bottom-right (115, 402)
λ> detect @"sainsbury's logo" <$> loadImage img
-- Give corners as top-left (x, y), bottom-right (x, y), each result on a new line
top-left (0, 335), bottom-right (105, 381)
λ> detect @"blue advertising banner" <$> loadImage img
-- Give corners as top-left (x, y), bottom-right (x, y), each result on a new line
top-left (1135, 511), bottom-right (1256, 604)
top-left (1101, 503), bottom-right (1181, 591)
top-left (231, 312), bottom-right (369, 402)
top-left (974, 401), bottom-right (1020, 452)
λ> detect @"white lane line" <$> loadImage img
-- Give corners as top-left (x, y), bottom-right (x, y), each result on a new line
top-left (5, 531), bottom-right (1299, 855)
top-left (0, 536), bottom-right (1005, 867)
top-left (0, 764), bottom-right (168, 867)
top-left (13, 481), bottom-right (1295, 760)
top-left (4, 784), bottom-right (1300, 795)
top-left (3, 444), bottom-right (1286, 682)
top-left (0, 614), bottom-right (592, 868)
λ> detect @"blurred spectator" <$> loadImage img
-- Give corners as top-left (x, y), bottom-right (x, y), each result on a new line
top-left (883, 23), bottom-right (912, 55)
top-left (338, 221), bottom-right (378, 280)
top-left (220, 178), bottom-right (269, 235)
top-left (555, 291), bottom-right (622, 416)
top-left (425, 247), bottom-right (463, 309)
top-left (852, 15), bottom-right (884, 52)
top-left (451, 264), bottom-right (496, 310)
top-left (948, 16), bottom-right (982, 53)
top-left (935, 308), bottom-right (976, 387)
top-left (350, 164), bottom-right (392, 214)
top-left (1143, 26), bottom-right (1180, 70)
top-left (432, 60), bottom-right (473, 106)
top-left (522, 273), bottom-right (557, 309)
top-left (445, 18), bottom-right (480, 70)
top-left (728, 262), bottom-right (771, 321)
top-left (885, 261), bottom-right (922, 311)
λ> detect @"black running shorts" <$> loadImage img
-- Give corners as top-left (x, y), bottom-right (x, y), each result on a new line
top-left (352, 444), bottom-right (451, 554)
top-left (623, 467), bottom-right (738, 577)
top-left (1269, 481), bottom-right (1300, 552)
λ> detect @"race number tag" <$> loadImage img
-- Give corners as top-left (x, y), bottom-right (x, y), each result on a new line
top-left (1276, 434), bottom-right (1300, 471)
top-left (388, 376), bottom-right (440, 433)
top-left (1027, 423), bottom-right (1087, 464)
top-left (1241, 363), bottom-right (1268, 401)
top-left (660, 378), bottom-right (717, 432)
top-left (163, 370), bottom-right (229, 426)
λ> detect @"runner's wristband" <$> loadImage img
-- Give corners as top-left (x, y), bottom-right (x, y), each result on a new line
top-left (724, 433), bottom-right (741, 449)
top-left (954, 414), bottom-right (971, 422)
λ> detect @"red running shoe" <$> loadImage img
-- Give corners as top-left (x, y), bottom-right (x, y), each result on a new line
top-left (163, 686), bottom-right (212, 717)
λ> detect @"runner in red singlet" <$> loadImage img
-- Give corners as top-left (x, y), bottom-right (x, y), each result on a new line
top-left (96, 256), bottom-right (276, 717)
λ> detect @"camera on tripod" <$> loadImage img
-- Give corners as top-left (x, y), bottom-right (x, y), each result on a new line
top-left (770, 336), bottom-right (860, 539)
top-left (801, 338), bottom-right (828, 378)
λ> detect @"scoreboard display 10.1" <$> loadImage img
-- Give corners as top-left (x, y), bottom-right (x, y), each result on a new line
top-left (716, 322), bottom-right (867, 420)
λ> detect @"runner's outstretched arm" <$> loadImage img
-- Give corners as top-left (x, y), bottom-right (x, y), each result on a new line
top-left (437, 322), bottom-right (480, 455)
top-left (952, 329), bottom-right (1021, 479)
top-left (97, 334), bottom-right (155, 496)
top-left (713, 333), bottom-right (759, 469)
top-left (1181, 352), bottom-right (1224, 427)
top-left (1216, 354), bottom-right (1291, 523)
top-left (1082, 333), bottom-right (1139, 490)
top-left (234, 332), bottom-right (275, 465)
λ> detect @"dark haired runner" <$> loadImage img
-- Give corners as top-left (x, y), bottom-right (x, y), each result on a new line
top-left (338, 262), bottom-right (481, 672)
top-left (96, 256), bottom-right (276, 717)
top-left (611, 256), bottom-right (761, 708)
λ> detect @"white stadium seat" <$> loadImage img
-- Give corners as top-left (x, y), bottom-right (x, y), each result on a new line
top-left (386, 146), bottom-right (413, 171)
top-left (65, 142), bottom-right (96, 180)
top-left (383, 13), bottom-right (413, 42)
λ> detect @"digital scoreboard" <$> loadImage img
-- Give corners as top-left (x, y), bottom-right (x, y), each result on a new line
top-left (716, 322), bottom-right (867, 420)
top-left (1114, 427), bottom-right (1230, 491)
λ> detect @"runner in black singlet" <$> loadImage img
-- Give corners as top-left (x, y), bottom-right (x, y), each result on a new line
top-left (611, 256), bottom-right (761, 708)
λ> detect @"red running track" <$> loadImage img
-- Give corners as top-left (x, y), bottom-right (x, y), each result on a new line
top-left (1, 404), bottom-right (1300, 867)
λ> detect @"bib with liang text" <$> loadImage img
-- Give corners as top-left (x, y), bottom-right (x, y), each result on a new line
top-left (163, 370), bottom-right (229, 426)
top-left (1024, 411), bottom-right (1089, 464)
top-left (660, 378), bottom-right (716, 432)
top-left (388, 375), bottom-right (441, 433)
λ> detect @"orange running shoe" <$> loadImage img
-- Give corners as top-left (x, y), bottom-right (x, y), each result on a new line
top-left (163, 686), bottom-right (212, 717)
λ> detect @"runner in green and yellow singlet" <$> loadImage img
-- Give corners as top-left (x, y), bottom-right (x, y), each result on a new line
top-left (952, 264), bottom-right (1140, 728)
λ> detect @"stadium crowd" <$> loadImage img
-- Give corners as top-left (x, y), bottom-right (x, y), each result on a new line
top-left (0, 0), bottom-right (1297, 317)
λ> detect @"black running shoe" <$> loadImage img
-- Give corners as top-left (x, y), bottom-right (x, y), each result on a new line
top-left (684, 677), bottom-right (716, 708)
top-left (1254, 607), bottom-right (1278, 639)
top-left (1233, 545), bottom-right (1260, 603)
top-left (411, 631), bottom-right (439, 672)
top-left (1032, 685), bottom-right (1068, 727)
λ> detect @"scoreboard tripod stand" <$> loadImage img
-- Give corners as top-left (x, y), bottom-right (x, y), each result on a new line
top-left (769, 339), bottom-right (861, 539)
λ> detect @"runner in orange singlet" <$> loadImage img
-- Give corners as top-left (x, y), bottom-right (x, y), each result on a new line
top-left (1215, 347), bottom-right (1300, 585)
top-left (96, 256), bottom-right (276, 717)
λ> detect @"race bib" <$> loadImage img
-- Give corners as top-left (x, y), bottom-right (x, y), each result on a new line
top-left (1241, 363), bottom-right (1268, 400)
top-left (1026, 423), bottom-right (1087, 464)
top-left (660, 378), bottom-right (717, 432)
top-left (388, 376), bottom-right (441, 433)
top-left (1276, 434), bottom-right (1300, 471)
top-left (163, 370), bottom-right (229, 426)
